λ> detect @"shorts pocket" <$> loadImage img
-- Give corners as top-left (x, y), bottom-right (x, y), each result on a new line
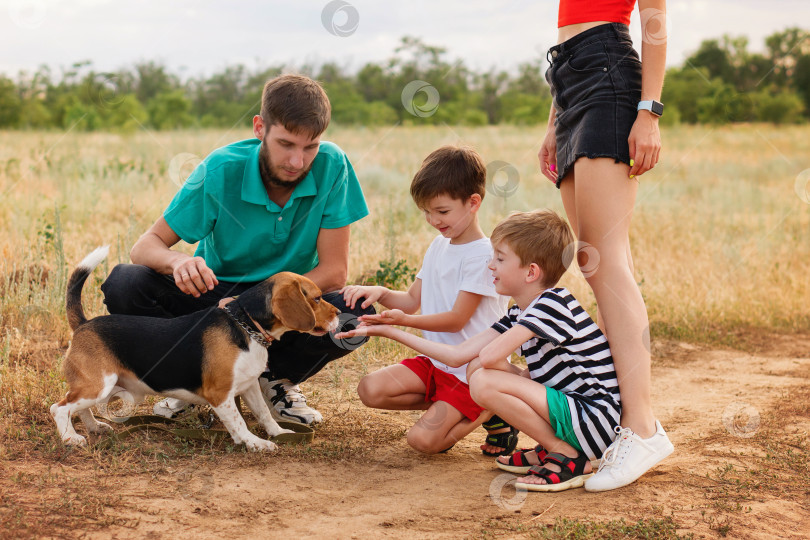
top-left (606, 43), bottom-right (641, 68)
top-left (567, 42), bottom-right (609, 73)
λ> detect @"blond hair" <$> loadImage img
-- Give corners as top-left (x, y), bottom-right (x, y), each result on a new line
top-left (490, 210), bottom-right (575, 287)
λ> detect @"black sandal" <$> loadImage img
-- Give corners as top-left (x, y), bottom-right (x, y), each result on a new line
top-left (480, 415), bottom-right (519, 457)
top-left (496, 444), bottom-right (549, 474)
top-left (514, 451), bottom-right (592, 492)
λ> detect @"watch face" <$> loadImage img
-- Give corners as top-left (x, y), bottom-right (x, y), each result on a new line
top-left (651, 101), bottom-right (664, 116)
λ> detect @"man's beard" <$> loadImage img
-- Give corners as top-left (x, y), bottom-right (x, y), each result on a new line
top-left (258, 140), bottom-right (312, 192)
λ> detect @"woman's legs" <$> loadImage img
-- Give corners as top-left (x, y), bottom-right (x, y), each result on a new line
top-left (560, 175), bottom-right (636, 334)
top-left (559, 158), bottom-right (673, 491)
top-left (560, 158), bottom-right (654, 437)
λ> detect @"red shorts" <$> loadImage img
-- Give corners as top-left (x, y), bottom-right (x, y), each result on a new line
top-left (401, 356), bottom-right (484, 421)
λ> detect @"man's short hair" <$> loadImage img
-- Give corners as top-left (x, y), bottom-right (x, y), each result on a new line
top-left (490, 210), bottom-right (575, 287)
top-left (410, 145), bottom-right (487, 208)
top-left (260, 74), bottom-right (331, 139)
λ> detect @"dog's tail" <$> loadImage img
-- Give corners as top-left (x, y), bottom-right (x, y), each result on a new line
top-left (66, 246), bottom-right (110, 331)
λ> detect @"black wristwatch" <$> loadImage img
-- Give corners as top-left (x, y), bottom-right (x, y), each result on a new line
top-left (637, 100), bottom-right (664, 117)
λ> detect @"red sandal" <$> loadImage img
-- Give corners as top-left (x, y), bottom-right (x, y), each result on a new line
top-left (514, 452), bottom-right (593, 492)
top-left (495, 444), bottom-right (549, 474)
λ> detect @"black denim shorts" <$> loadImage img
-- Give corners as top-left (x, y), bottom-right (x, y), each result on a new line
top-left (545, 23), bottom-right (642, 188)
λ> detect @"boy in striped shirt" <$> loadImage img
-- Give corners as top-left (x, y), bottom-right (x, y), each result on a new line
top-left (337, 209), bottom-right (620, 492)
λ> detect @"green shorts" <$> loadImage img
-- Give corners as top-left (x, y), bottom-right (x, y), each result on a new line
top-left (546, 386), bottom-right (583, 452)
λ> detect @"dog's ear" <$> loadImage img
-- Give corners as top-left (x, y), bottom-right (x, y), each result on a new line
top-left (271, 279), bottom-right (316, 331)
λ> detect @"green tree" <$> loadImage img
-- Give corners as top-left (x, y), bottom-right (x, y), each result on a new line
top-left (764, 27), bottom-right (810, 87)
top-left (18, 98), bottom-right (51, 128)
top-left (147, 90), bottom-right (193, 130)
top-left (686, 39), bottom-right (735, 85)
top-left (697, 82), bottom-right (757, 124)
top-left (794, 54), bottom-right (810, 116)
top-left (477, 70), bottom-right (509, 124)
top-left (0, 77), bottom-right (21, 127)
top-left (104, 94), bottom-right (148, 133)
top-left (500, 91), bottom-right (552, 125)
top-left (133, 61), bottom-right (177, 105)
top-left (753, 88), bottom-right (804, 123)
top-left (356, 63), bottom-right (391, 103)
top-left (661, 66), bottom-right (716, 124)
top-left (62, 97), bottom-right (100, 131)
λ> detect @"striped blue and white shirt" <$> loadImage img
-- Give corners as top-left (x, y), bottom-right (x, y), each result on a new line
top-left (491, 287), bottom-right (621, 459)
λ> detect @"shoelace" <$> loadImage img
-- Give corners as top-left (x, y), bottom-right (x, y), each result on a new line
top-left (596, 426), bottom-right (635, 472)
top-left (281, 383), bottom-right (307, 404)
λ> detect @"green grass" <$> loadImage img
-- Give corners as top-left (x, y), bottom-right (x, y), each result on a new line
top-left (479, 515), bottom-right (693, 539)
top-left (3, 125), bottom-right (808, 346)
top-left (0, 125), bottom-right (808, 537)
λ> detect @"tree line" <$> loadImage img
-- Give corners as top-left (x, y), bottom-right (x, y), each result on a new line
top-left (0, 29), bottom-right (807, 132)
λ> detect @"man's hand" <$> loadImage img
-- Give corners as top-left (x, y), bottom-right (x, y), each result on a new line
top-left (358, 309), bottom-right (408, 326)
top-left (340, 284), bottom-right (387, 310)
top-left (171, 255), bottom-right (218, 298)
top-left (217, 297), bottom-right (235, 309)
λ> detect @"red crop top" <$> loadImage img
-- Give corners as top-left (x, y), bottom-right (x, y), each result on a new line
top-left (558, 0), bottom-right (636, 28)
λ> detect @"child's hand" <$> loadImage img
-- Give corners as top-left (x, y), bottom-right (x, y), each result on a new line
top-left (340, 285), bottom-right (386, 309)
top-left (358, 309), bottom-right (408, 326)
top-left (334, 321), bottom-right (392, 340)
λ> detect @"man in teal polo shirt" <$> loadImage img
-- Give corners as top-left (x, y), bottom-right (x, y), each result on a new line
top-left (101, 74), bottom-right (373, 425)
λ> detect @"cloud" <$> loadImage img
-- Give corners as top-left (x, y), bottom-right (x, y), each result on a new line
top-left (0, 0), bottom-right (808, 78)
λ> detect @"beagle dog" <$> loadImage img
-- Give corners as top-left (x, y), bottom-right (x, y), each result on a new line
top-left (51, 246), bottom-right (340, 452)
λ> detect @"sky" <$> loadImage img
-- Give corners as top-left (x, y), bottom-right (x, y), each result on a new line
top-left (1, 0), bottom-right (808, 80)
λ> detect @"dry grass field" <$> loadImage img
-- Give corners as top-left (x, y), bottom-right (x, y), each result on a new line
top-left (1, 125), bottom-right (809, 538)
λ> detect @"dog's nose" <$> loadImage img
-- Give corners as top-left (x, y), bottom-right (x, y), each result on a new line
top-left (328, 316), bottom-right (341, 333)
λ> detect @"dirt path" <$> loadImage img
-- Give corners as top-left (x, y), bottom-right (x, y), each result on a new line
top-left (4, 336), bottom-right (810, 539)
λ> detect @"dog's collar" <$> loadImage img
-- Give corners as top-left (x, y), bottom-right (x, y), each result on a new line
top-left (222, 300), bottom-right (274, 348)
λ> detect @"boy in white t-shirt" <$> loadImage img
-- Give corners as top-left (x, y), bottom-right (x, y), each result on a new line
top-left (341, 146), bottom-right (511, 455)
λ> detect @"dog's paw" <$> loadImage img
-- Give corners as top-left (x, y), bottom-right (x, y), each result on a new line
top-left (244, 437), bottom-right (278, 452)
top-left (265, 425), bottom-right (296, 437)
top-left (87, 421), bottom-right (114, 434)
top-left (63, 434), bottom-right (88, 447)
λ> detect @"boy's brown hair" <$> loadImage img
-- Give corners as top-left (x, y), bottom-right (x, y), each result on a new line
top-left (260, 74), bottom-right (331, 139)
top-left (490, 210), bottom-right (575, 287)
top-left (410, 145), bottom-right (486, 208)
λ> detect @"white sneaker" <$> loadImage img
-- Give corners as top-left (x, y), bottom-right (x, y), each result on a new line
top-left (259, 378), bottom-right (323, 425)
top-left (584, 420), bottom-right (674, 492)
top-left (153, 397), bottom-right (189, 419)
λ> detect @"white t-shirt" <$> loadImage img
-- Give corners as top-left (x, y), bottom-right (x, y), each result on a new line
top-left (415, 235), bottom-right (509, 383)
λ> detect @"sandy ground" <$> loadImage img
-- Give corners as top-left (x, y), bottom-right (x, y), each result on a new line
top-left (3, 335), bottom-right (809, 539)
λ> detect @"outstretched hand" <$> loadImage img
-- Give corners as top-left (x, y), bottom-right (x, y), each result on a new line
top-left (357, 309), bottom-right (408, 326)
top-left (340, 284), bottom-right (386, 310)
top-left (334, 322), bottom-right (394, 340)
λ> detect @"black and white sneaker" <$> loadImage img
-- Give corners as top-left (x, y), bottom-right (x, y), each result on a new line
top-left (259, 378), bottom-right (323, 425)
top-left (153, 397), bottom-right (189, 419)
